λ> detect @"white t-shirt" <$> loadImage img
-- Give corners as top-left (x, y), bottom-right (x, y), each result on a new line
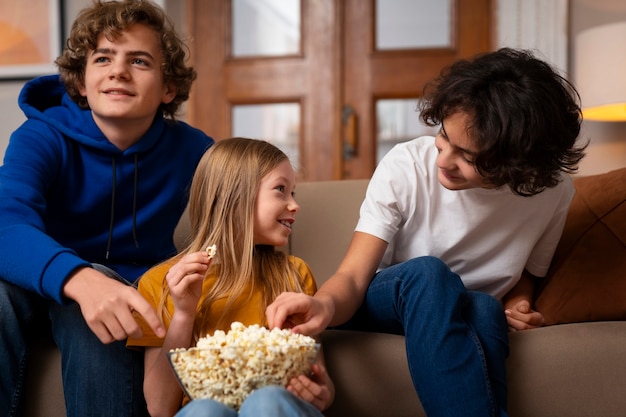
top-left (356, 136), bottom-right (574, 300)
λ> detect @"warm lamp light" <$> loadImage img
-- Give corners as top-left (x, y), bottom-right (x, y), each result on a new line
top-left (575, 21), bottom-right (626, 122)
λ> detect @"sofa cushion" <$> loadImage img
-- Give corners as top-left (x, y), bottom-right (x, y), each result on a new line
top-left (535, 167), bottom-right (626, 325)
top-left (289, 180), bottom-right (369, 284)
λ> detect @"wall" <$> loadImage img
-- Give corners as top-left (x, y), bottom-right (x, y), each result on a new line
top-left (570, 0), bottom-right (626, 175)
top-left (0, 83), bottom-right (23, 152)
top-left (0, 0), bottom-right (90, 161)
top-left (1, 0), bottom-right (625, 176)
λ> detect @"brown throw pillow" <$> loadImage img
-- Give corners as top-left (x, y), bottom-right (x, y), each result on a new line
top-left (535, 167), bottom-right (626, 325)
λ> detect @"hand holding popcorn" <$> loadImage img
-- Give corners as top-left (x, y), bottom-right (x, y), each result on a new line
top-left (165, 247), bottom-right (215, 316)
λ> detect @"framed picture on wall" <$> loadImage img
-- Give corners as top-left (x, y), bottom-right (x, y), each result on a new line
top-left (0, 0), bottom-right (62, 79)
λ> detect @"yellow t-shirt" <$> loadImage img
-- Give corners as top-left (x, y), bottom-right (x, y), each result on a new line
top-left (127, 255), bottom-right (316, 348)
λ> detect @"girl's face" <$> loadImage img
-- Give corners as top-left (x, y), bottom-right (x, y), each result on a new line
top-left (253, 160), bottom-right (300, 247)
top-left (434, 111), bottom-right (492, 190)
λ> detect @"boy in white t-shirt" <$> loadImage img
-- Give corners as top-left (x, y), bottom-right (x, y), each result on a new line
top-left (267, 48), bottom-right (586, 417)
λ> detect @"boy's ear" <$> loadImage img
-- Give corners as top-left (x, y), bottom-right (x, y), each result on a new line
top-left (78, 83), bottom-right (87, 97)
top-left (162, 83), bottom-right (177, 104)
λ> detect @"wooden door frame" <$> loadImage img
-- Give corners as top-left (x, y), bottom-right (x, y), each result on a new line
top-left (185, 0), bottom-right (343, 180)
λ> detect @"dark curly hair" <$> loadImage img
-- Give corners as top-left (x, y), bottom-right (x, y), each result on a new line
top-left (55, 0), bottom-right (195, 119)
top-left (419, 48), bottom-right (587, 197)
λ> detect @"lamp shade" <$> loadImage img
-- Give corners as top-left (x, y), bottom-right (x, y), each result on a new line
top-left (575, 21), bottom-right (626, 122)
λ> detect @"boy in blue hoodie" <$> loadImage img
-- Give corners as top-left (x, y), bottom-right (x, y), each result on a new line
top-left (0, 1), bottom-right (213, 416)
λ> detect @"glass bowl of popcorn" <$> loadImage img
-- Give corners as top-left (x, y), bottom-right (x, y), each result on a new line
top-left (167, 322), bottom-right (320, 410)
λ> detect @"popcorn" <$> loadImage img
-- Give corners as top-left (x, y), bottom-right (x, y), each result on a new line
top-left (206, 244), bottom-right (217, 259)
top-left (168, 322), bottom-right (319, 410)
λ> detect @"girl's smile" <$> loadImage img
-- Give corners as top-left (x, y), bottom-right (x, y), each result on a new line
top-left (253, 160), bottom-right (299, 246)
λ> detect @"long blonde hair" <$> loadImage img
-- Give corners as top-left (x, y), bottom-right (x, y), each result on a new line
top-left (160, 138), bottom-right (305, 339)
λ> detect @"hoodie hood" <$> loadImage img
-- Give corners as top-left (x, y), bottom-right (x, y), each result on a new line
top-left (18, 74), bottom-right (165, 155)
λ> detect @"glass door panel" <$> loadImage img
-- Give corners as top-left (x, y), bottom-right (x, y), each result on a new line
top-left (376, 99), bottom-right (439, 163)
top-left (232, 103), bottom-right (301, 170)
top-left (375, 0), bottom-right (452, 50)
top-left (232, 0), bottom-right (301, 57)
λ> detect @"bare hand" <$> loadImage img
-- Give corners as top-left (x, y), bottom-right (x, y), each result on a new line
top-left (266, 292), bottom-right (333, 336)
top-left (165, 251), bottom-right (211, 316)
top-left (505, 299), bottom-right (545, 331)
top-left (287, 363), bottom-right (335, 411)
top-left (63, 267), bottom-right (165, 343)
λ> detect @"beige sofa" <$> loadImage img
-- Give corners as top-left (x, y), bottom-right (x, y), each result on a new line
top-left (24, 173), bottom-right (626, 417)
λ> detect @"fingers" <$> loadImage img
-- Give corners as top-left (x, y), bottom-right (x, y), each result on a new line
top-left (166, 252), bottom-right (210, 304)
top-left (166, 252), bottom-right (210, 285)
top-left (287, 375), bottom-right (328, 411)
top-left (290, 318), bottom-right (325, 337)
top-left (265, 292), bottom-right (297, 329)
top-left (128, 293), bottom-right (165, 338)
top-left (88, 319), bottom-right (118, 344)
top-left (505, 308), bottom-right (545, 331)
top-left (289, 363), bottom-right (334, 411)
top-left (81, 284), bottom-right (164, 343)
top-left (85, 304), bottom-right (137, 344)
top-left (266, 292), bottom-right (323, 335)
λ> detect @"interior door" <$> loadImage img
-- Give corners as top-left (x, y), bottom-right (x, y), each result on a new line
top-left (186, 0), bottom-right (492, 181)
top-left (186, 0), bottom-right (341, 181)
top-left (342, 0), bottom-right (492, 178)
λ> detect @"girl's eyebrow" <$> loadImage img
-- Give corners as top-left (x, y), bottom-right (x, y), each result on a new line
top-left (269, 174), bottom-right (291, 182)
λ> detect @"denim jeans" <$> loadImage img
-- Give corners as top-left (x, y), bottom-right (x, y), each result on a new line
top-left (0, 265), bottom-right (148, 417)
top-left (341, 256), bottom-right (509, 417)
top-left (175, 386), bottom-right (323, 417)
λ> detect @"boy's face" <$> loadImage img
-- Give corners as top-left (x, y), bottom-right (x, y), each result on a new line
top-left (253, 160), bottom-right (300, 247)
top-left (435, 111), bottom-right (492, 191)
top-left (79, 23), bottom-right (175, 136)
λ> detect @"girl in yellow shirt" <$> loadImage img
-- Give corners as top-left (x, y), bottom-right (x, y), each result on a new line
top-left (128, 138), bottom-right (334, 417)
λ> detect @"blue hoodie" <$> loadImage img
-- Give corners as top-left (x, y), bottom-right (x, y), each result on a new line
top-left (0, 75), bottom-right (214, 303)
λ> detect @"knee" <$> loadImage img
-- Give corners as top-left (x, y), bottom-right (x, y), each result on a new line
top-left (240, 386), bottom-right (294, 412)
top-left (405, 256), bottom-right (450, 275)
top-left (244, 385), bottom-right (289, 403)
top-left (176, 399), bottom-right (235, 417)
top-left (400, 256), bottom-right (463, 293)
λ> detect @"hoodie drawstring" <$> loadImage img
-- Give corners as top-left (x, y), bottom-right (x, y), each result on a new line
top-left (132, 154), bottom-right (139, 248)
top-left (106, 158), bottom-right (116, 260)
top-left (105, 155), bottom-right (140, 260)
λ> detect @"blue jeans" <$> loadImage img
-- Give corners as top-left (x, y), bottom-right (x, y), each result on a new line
top-left (175, 386), bottom-right (323, 417)
top-left (341, 256), bottom-right (509, 417)
top-left (0, 265), bottom-right (148, 417)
